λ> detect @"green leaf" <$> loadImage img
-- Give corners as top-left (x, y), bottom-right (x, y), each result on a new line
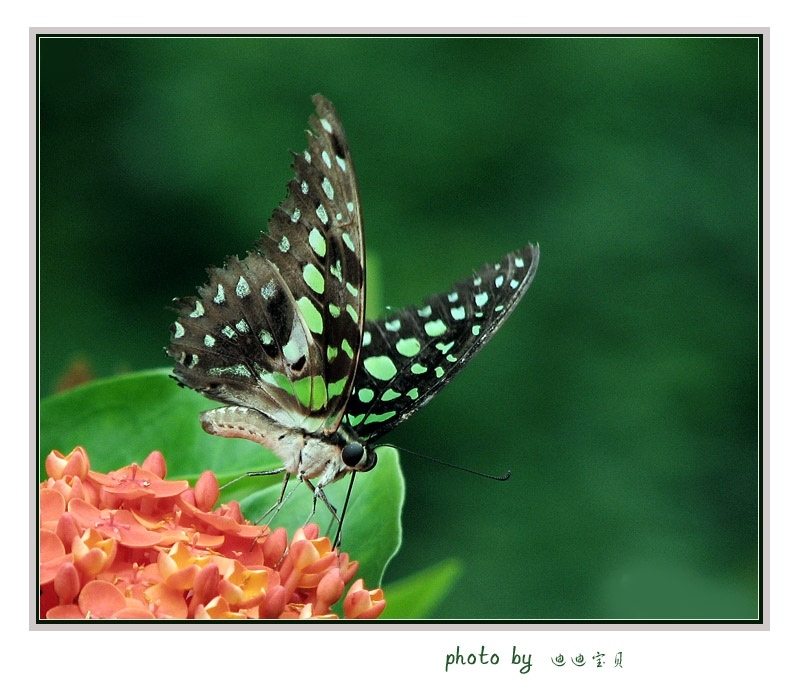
top-left (40, 368), bottom-right (270, 479)
top-left (40, 369), bottom-right (404, 588)
top-left (382, 559), bottom-right (463, 619)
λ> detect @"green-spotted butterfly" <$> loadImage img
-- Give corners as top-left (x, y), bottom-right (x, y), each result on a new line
top-left (167, 95), bottom-right (539, 542)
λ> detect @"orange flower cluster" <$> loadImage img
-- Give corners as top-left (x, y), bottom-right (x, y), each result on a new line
top-left (39, 447), bottom-right (386, 620)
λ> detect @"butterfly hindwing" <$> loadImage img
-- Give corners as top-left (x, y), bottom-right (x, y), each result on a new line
top-left (168, 254), bottom-right (316, 430)
top-left (346, 243), bottom-right (539, 441)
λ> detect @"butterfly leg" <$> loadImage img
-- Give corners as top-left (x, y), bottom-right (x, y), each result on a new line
top-left (256, 471), bottom-right (295, 525)
top-left (241, 472), bottom-right (299, 534)
top-left (301, 477), bottom-right (342, 541)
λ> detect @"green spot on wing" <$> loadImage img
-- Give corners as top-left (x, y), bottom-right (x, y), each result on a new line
top-left (396, 338), bottom-right (422, 357)
top-left (327, 376), bottom-right (347, 399)
top-left (297, 296), bottom-right (323, 334)
top-left (342, 338), bottom-right (354, 359)
top-left (424, 319), bottom-right (447, 337)
top-left (347, 413), bottom-right (366, 426)
top-left (262, 370), bottom-right (295, 397)
top-left (365, 410), bottom-right (397, 425)
top-left (309, 228), bottom-right (327, 257)
top-left (302, 263), bottom-right (325, 295)
top-left (363, 355), bottom-right (398, 381)
top-left (293, 375), bottom-right (327, 411)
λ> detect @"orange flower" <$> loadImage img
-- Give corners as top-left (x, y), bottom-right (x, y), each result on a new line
top-left (38, 447), bottom-right (385, 620)
top-left (344, 579), bottom-right (387, 619)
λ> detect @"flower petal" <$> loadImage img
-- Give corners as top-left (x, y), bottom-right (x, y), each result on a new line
top-left (78, 580), bottom-right (127, 619)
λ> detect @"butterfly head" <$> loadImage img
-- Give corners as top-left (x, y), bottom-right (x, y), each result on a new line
top-left (342, 440), bottom-right (377, 471)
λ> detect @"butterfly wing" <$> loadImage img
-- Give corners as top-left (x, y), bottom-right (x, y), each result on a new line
top-left (345, 244), bottom-right (539, 441)
top-left (168, 95), bottom-right (365, 435)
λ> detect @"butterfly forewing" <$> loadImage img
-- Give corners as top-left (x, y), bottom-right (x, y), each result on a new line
top-left (346, 244), bottom-right (539, 441)
top-left (168, 95), bottom-right (365, 434)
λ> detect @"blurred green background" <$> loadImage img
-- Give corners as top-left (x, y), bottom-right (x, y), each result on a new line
top-left (38, 35), bottom-right (760, 619)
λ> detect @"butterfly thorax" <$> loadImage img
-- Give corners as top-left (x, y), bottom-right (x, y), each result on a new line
top-left (200, 405), bottom-right (377, 488)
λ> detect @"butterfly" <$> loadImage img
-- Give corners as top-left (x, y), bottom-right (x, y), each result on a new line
top-left (167, 94), bottom-right (539, 544)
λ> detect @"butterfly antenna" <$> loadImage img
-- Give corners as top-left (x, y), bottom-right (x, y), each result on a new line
top-left (383, 444), bottom-right (511, 481)
top-left (333, 472), bottom-right (358, 549)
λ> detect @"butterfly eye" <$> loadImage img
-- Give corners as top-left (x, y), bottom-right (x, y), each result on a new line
top-left (342, 441), bottom-right (366, 467)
